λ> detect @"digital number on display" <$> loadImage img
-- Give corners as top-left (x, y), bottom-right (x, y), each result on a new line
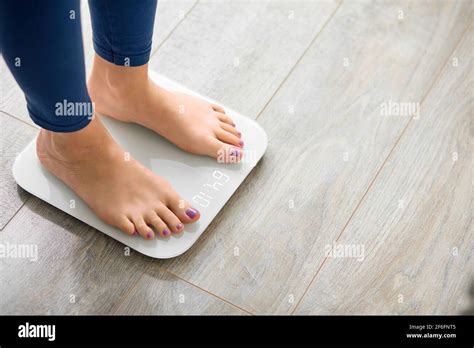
top-left (192, 170), bottom-right (230, 208)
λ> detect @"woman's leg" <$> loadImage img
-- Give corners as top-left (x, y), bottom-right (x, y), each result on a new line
top-left (87, 0), bottom-right (244, 162)
top-left (1, 0), bottom-right (200, 239)
top-left (0, 0), bottom-right (92, 132)
top-left (88, 0), bottom-right (157, 67)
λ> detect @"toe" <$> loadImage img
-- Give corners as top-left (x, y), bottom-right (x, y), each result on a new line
top-left (216, 112), bottom-right (235, 127)
top-left (206, 138), bottom-right (243, 163)
top-left (133, 216), bottom-right (155, 240)
top-left (168, 197), bottom-right (201, 224)
top-left (216, 128), bottom-right (244, 148)
top-left (203, 137), bottom-right (243, 163)
top-left (145, 211), bottom-right (171, 238)
top-left (220, 122), bottom-right (241, 138)
top-left (156, 205), bottom-right (184, 234)
top-left (212, 104), bottom-right (226, 114)
top-left (116, 216), bottom-right (136, 236)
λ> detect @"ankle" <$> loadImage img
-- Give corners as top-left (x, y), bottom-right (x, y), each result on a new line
top-left (89, 54), bottom-right (149, 98)
top-left (37, 116), bottom-right (112, 161)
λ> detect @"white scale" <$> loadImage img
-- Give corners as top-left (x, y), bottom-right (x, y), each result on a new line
top-left (12, 72), bottom-right (267, 259)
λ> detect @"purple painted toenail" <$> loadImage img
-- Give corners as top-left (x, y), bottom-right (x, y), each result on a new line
top-left (239, 140), bottom-right (244, 147)
top-left (186, 208), bottom-right (198, 219)
top-left (162, 229), bottom-right (170, 236)
top-left (237, 131), bottom-right (241, 137)
top-left (230, 148), bottom-right (240, 157)
top-left (176, 223), bottom-right (184, 230)
top-left (133, 231), bottom-right (138, 236)
top-left (147, 232), bottom-right (152, 239)
top-left (232, 122), bottom-right (236, 127)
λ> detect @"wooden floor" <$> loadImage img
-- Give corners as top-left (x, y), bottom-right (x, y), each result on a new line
top-left (1, 0), bottom-right (472, 315)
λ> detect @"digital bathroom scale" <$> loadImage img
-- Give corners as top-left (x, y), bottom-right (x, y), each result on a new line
top-left (12, 71), bottom-right (267, 259)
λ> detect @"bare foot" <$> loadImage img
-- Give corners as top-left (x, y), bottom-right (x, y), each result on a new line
top-left (88, 54), bottom-right (244, 163)
top-left (36, 116), bottom-right (200, 239)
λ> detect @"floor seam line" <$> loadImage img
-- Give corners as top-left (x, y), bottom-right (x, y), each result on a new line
top-left (0, 197), bottom-right (30, 232)
top-left (0, 110), bottom-right (39, 130)
top-left (290, 20), bottom-right (472, 315)
top-left (110, 260), bottom-right (253, 315)
top-left (149, 0), bottom-right (200, 59)
top-left (164, 269), bottom-right (255, 315)
top-left (109, 265), bottom-right (151, 315)
top-left (254, 0), bottom-right (343, 121)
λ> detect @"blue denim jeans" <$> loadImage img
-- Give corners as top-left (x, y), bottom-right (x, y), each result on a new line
top-left (0, 0), bottom-right (157, 132)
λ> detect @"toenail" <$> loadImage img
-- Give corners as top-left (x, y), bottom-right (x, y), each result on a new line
top-left (133, 231), bottom-right (138, 236)
top-left (147, 232), bottom-right (153, 239)
top-left (176, 223), bottom-right (184, 230)
top-left (237, 131), bottom-right (241, 137)
top-left (232, 122), bottom-right (236, 127)
top-left (162, 229), bottom-right (170, 236)
top-left (239, 140), bottom-right (244, 147)
top-left (186, 208), bottom-right (198, 219)
top-left (230, 148), bottom-right (240, 157)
